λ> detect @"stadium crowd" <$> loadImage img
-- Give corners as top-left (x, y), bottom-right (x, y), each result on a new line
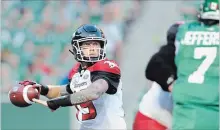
top-left (1, 0), bottom-right (141, 93)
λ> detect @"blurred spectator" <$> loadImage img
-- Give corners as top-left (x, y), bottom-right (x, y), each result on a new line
top-left (87, 0), bottom-right (102, 25)
top-left (99, 2), bottom-right (123, 64)
top-left (122, 0), bottom-right (142, 41)
top-left (1, 50), bottom-right (21, 93)
top-left (178, 0), bottom-right (201, 21)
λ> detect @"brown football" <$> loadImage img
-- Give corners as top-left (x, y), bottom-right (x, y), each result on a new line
top-left (9, 84), bottom-right (40, 107)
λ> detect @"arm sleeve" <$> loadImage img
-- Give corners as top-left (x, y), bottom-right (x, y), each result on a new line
top-left (91, 71), bottom-right (120, 95)
top-left (65, 83), bottom-right (73, 94)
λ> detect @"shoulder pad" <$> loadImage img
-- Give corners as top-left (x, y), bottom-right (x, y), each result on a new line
top-left (88, 59), bottom-right (120, 75)
top-left (68, 63), bottom-right (80, 79)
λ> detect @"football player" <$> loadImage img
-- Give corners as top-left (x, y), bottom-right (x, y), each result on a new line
top-left (19, 24), bottom-right (127, 130)
top-left (133, 21), bottom-right (183, 130)
top-left (138, 0), bottom-right (219, 129)
top-left (171, 0), bottom-right (219, 129)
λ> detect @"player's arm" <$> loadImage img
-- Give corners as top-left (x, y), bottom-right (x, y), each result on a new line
top-left (145, 43), bottom-right (177, 91)
top-left (41, 63), bottom-right (79, 99)
top-left (40, 84), bottom-right (73, 99)
top-left (35, 70), bottom-right (120, 110)
top-left (33, 61), bottom-right (120, 110)
top-left (19, 80), bottom-right (73, 99)
top-left (145, 23), bottom-right (181, 91)
top-left (45, 79), bottom-right (109, 110)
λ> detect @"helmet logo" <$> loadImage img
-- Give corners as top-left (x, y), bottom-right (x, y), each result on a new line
top-left (210, 2), bottom-right (218, 10)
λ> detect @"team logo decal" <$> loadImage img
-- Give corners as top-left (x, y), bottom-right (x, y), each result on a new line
top-left (72, 73), bottom-right (80, 84)
top-left (83, 74), bottom-right (89, 79)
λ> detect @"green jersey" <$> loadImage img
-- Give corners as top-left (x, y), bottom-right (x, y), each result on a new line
top-left (173, 21), bottom-right (219, 105)
top-left (172, 21), bottom-right (219, 129)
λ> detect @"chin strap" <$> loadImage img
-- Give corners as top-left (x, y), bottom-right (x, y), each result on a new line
top-left (69, 49), bottom-right (75, 56)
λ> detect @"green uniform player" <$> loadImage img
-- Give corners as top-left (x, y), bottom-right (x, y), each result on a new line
top-left (172, 0), bottom-right (219, 129)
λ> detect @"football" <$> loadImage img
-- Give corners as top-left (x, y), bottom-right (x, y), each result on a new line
top-left (9, 84), bottom-right (40, 107)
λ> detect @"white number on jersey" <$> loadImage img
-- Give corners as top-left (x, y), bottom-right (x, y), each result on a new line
top-left (75, 101), bottom-right (97, 121)
top-left (188, 47), bottom-right (217, 84)
top-left (104, 61), bottom-right (118, 68)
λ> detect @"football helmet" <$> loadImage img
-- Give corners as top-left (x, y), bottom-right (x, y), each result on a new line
top-left (199, 0), bottom-right (219, 20)
top-left (70, 24), bottom-right (107, 62)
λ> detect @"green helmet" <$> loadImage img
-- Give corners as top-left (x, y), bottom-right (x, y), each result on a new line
top-left (199, 0), bottom-right (219, 20)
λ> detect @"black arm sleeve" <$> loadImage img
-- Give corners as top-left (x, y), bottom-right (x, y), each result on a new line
top-left (145, 43), bottom-right (177, 91)
top-left (47, 95), bottom-right (72, 110)
top-left (91, 71), bottom-right (120, 95)
top-left (66, 84), bottom-right (73, 94)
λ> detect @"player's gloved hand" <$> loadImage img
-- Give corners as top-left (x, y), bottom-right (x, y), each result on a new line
top-left (19, 80), bottom-right (49, 96)
top-left (19, 80), bottom-right (36, 86)
top-left (19, 80), bottom-right (40, 91)
top-left (47, 100), bottom-right (60, 111)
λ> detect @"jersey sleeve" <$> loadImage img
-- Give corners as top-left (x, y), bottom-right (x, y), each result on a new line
top-left (89, 60), bottom-right (121, 94)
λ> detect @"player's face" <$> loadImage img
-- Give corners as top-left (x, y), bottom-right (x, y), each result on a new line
top-left (80, 41), bottom-right (101, 58)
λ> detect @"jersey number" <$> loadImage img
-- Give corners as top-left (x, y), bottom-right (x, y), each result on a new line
top-left (104, 61), bottom-right (118, 68)
top-left (188, 47), bottom-right (217, 84)
top-left (75, 101), bottom-right (97, 121)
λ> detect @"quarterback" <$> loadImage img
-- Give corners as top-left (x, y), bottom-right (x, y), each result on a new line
top-left (19, 24), bottom-right (126, 130)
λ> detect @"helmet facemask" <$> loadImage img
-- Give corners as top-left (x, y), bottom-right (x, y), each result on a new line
top-left (71, 37), bottom-right (107, 62)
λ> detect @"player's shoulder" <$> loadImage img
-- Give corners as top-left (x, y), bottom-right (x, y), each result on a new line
top-left (171, 21), bottom-right (185, 28)
top-left (174, 21), bottom-right (196, 38)
top-left (166, 21), bottom-right (185, 43)
top-left (179, 21), bottom-right (199, 30)
top-left (68, 62), bottom-right (80, 79)
top-left (169, 21), bottom-right (185, 31)
top-left (88, 59), bottom-right (120, 75)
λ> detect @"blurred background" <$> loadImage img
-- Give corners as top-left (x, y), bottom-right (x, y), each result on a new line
top-left (1, 0), bottom-right (201, 129)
